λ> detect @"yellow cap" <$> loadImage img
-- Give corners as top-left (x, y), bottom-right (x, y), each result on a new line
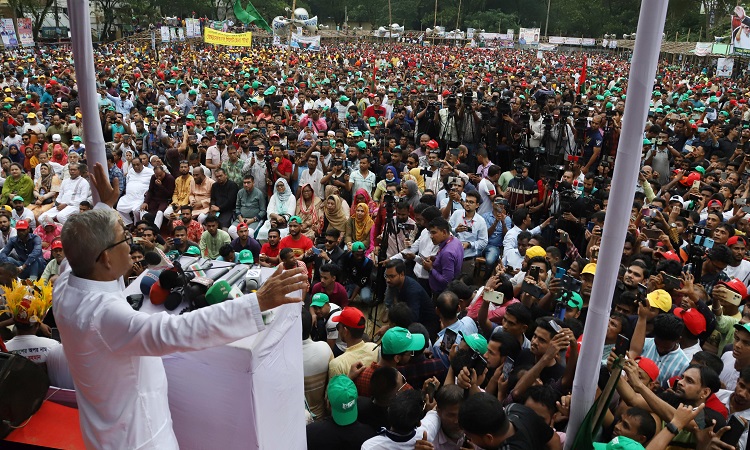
top-left (582, 263), bottom-right (597, 275)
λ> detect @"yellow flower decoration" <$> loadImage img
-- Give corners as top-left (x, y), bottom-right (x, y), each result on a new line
top-left (0, 280), bottom-right (53, 325)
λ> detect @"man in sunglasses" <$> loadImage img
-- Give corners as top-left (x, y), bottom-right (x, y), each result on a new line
top-left (53, 164), bottom-right (309, 450)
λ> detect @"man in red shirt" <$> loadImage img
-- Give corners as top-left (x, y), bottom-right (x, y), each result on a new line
top-left (363, 95), bottom-right (386, 121)
top-left (279, 216), bottom-right (313, 259)
top-left (269, 145), bottom-right (293, 196)
top-left (259, 228), bottom-right (282, 267)
top-left (311, 264), bottom-right (350, 307)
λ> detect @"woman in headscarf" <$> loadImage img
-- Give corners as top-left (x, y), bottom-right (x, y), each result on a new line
top-left (28, 163), bottom-right (61, 219)
top-left (256, 178), bottom-right (296, 241)
top-left (408, 167), bottom-right (426, 193)
top-left (122, 149), bottom-right (136, 176)
top-left (350, 188), bottom-right (378, 219)
top-left (323, 190), bottom-right (349, 237)
top-left (8, 144), bottom-right (24, 168)
top-left (51, 144), bottom-right (68, 166)
top-left (345, 203), bottom-right (374, 252)
top-left (373, 165), bottom-right (401, 202)
top-left (0, 163), bottom-right (34, 206)
top-left (401, 179), bottom-right (422, 209)
top-left (296, 183), bottom-right (324, 241)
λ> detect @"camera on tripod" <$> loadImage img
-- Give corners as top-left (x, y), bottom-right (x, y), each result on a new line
top-left (397, 222), bottom-right (416, 232)
top-left (383, 191), bottom-right (397, 205)
top-left (497, 97), bottom-right (512, 116)
top-left (533, 146), bottom-right (546, 155)
top-left (446, 96), bottom-right (458, 112)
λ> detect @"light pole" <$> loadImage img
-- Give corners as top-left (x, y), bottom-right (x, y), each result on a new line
top-left (545, 0), bottom-right (551, 37)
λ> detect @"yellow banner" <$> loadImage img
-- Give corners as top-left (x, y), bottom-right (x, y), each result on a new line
top-left (204, 28), bottom-right (252, 47)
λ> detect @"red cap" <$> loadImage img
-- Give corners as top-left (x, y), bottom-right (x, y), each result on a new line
top-left (636, 357), bottom-right (660, 382)
top-left (707, 199), bottom-right (723, 208)
top-left (237, 222), bottom-right (248, 230)
top-left (15, 220), bottom-right (29, 230)
top-left (51, 240), bottom-right (63, 250)
top-left (727, 236), bottom-right (746, 247)
top-left (426, 139), bottom-right (439, 149)
top-left (673, 307), bottom-right (707, 335)
top-left (654, 250), bottom-right (680, 262)
top-left (269, 133), bottom-right (279, 138)
top-left (680, 172), bottom-right (701, 186)
top-left (331, 306), bottom-right (366, 329)
top-left (186, 121), bottom-right (194, 127)
top-left (442, 90), bottom-right (451, 97)
top-left (149, 281), bottom-right (169, 305)
top-left (719, 278), bottom-right (748, 299)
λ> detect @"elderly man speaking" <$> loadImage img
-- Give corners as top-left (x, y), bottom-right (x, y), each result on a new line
top-left (53, 163), bottom-right (309, 449)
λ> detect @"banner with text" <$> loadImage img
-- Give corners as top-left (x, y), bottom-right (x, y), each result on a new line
top-left (185, 18), bottom-right (200, 38)
top-left (518, 28), bottom-right (540, 45)
top-left (160, 26), bottom-right (170, 42)
top-left (16, 18), bottom-right (34, 47)
top-left (732, 15), bottom-right (750, 54)
top-left (694, 42), bottom-right (713, 56)
top-left (290, 33), bottom-right (320, 51)
top-left (204, 28), bottom-right (253, 47)
top-left (717, 57), bottom-right (734, 77)
top-left (0, 19), bottom-right (18, 48)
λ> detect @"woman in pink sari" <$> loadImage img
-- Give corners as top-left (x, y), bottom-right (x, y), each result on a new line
top-left (350, 188), bottom-right (379, 219)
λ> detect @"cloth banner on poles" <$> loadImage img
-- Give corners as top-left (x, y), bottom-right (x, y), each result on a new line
top-left (717, 57), bottom-right (734, 77)
top-left (177, 28), bottom-right (185, 41)
top-left (538, 43), bottom-right (557, 51)
top-left (582, 38), bottom-right (596, 46)
top-left (518, 28), bottom-right (540, 45)
top-left (693, 42), bottom-right (713, 56)
top-left (17, 18), bottom-right (34, 47)
top-left (290, 33), bottom-right (320, 51)
top-left (169, 28), bottom-right (177, 42)
top-left (204, 28), bottom-right (252, 47)
top-left (160, 26), bottom-right (170, 42)
top-left (0, 19), bottom-right (18, 48)
top-left (185, 18), bottom-right (200, 38)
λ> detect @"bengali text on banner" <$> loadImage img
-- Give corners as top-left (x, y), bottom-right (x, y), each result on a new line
top-left (204, 28), bottom-right (252, 47)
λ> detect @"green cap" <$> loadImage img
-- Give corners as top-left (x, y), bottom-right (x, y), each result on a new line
top-left (352, 131), bottom-right (363, 137)
top-left (205, 126), bottom-right (215, 132)
top-left (709, 96), bottom-right (719, 103)
top-left (252, 80), bottom-right (261, 89)
top-left (327, 375), bottom-right (359, 426)
top-left (185, 245), bottom-right (201, 256)
top-left (238, 249), bottom-right (254, 264)
top-left (206, 117), bottom-right (216, 124)
top-left (205, 280), bottom-right (232, 305)
top-left (339, 95), bottom-right (350, 102)
top-left (205, 110), bottom-right (214, 116)
top-left (643, 138), bottom-right (652, 145)
top-left (382, 327), bottom-right (426, 355)
top-left (72, 136), bottom-right (82, 142)
top-left (289, 215), bottom-right (302, 224)
top-left (310, 293), bottom-right (330, 308)
top-left (734, 323), bottom-right (750, 335)
top-left (460, 332), bottom-right (488, 354)
top-left (188, 89), bottom-right (197, 95)
top-left (263, 86), bottom-right (277, 96)
top-left (561, 291), bottom-right (583, 310)
top-left (356, 141), bottom-right (367, 150)
top-left (368, 116), bottom-right (378, 125)
top-left (11, 195), bottom-right (23, 202)
top-left (694, 166), bottom-right (706, 174)
top-left (351, 241), bottom-right (365, 252)
top-left (593, 436), bottom-right (646, 450)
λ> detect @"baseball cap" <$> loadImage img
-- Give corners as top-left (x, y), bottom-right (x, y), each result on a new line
top-left (289, 215), bottom-right (302, 224)
top-left (718, 278), bottom-right (748, 300)
top-left (327, 375), bottom-right (359, 426)
top-left (15, 220), bottom-right (29, 230)
top-left (356, 141), bottom-right (367, 150)
top-left (734, 323), bottom-right (750, 336)
top-left (673, 307), bottom-right (707, 335)
top-left (52, 134), bottom-right (61, 142)
top-left (707, 199), bottom-right (722, 208)
top-left (237, 222), bottom-right (248, 231)
top-left (27, 112), bottom-right (36, 119)
top-left (426, 139), bottom-right (440, 149)
top-left (526, 246), bottom-right (546, 259)
top-left (238, 249), bottom-right (254, 264)
top-left (11, 195), bottom-right (24, 202)
top-left (331, 306), bottom-right (366, 329)
top-left (582, 263), bottom-right (597, 275)
top-left (646, 289), bottom-right (672, 312)
top-left (562, 291), bottom-right (584, 310)
top-left (51, 240), bottom-right (63, 250)
top-left (339, 95), bottom-right (350, 102)
top-left (635, 357), bottom-right (659, 382)
top-left (459, 332), bottom-right (488, 355)
top-left (382, 327), bottom-right (426, 355)
top-left (593, 436), bottom-right (646, 450)
top-left (654, 250), bottom-right (680, 262)
top-left (310, 293), bottom-right (330, 308)
top-left (351, 241), bottom-right (366, 252)
top-left (184, 245), bottom-right (201, 256)
top-left (72, 136), bottom-right (82, 142)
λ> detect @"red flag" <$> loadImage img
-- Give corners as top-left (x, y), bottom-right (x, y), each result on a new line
top-left (578, 58), bottom-right (587, 94)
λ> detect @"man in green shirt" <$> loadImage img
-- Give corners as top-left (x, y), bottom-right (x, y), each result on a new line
top-left (199, 215), bottom-right (231, 259)
top-left (222, 147), bottom-right (245, 186)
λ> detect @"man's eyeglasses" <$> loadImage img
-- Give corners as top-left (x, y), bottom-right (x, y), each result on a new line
top-left (96, 230), bottom-right (133, 261)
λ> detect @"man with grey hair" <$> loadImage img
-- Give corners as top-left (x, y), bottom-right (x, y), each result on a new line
top-left (53, 163), bottom-right (309, 449)
top-left (38, 162), bottom-right (90, 224)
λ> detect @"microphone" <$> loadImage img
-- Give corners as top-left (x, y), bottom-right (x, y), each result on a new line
top-left (159, 269), bottom-right (183, 291)
top-left (143, 249), bottom-right (173, 270)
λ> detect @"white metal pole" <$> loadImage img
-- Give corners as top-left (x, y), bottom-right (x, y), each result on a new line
top-left (564, 0), bottom-right (669, 447)
top-left (67, 0), bottom-right (106, 204)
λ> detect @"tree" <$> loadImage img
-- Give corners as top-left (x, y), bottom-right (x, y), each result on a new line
top-left (7, 0), bottom-right (55, 40)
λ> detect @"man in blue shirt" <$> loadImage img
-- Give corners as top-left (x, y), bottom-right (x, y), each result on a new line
top-left (482, 199), bottom-right (512, 274)
top-left (0, 220), bottom-right (44, 279)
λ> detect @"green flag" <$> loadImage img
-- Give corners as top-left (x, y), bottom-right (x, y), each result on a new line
top-left (233, 0), bottom-right (272, 32)
top-left (570, 358), bottom-right (624, 449)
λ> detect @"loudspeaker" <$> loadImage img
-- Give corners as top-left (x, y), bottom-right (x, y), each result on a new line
top-left (0, 352), bottom-right (50, 439)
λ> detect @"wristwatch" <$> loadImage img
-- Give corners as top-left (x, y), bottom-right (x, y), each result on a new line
top-left (665, 422), bottom-right (679, 435)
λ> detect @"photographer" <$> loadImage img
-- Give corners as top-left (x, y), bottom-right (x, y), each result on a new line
top-left (377, 200), bottom-right (418, 259)
top-left (528, 105), bottom-right (544, 149)
top-left (457, 97), bottom-right (482, 154)
top-left (437, 94), bottom-right (460, 148)
top-left (581, 114), bottom-right (604, 174)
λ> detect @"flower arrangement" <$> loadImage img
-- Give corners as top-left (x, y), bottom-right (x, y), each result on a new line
top-left (0, 279), bottom-right (53, 325)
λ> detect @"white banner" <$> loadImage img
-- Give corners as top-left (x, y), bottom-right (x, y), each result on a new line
top-left (549, 36), bottom-right (565, 44)
top-left (694, 42), bottom-right (713, 56)
top-left (717, 57), bottom-right (734, 77)
top-left (466, 28), bottom-right (475, 39)
top-left (0, 19), bottom-right (18, 48)
top-left (564, 37), bottom-right (583, 45)
top-left (518, 27), bottom-right (540, 45)
top-left (160, 26), bottom-right (170, 42)
top-left (178, 28), bottom-right (185, 41)
top-left (582, 38), bottom-right (596, 46)
top-left (539, 43), bottom-right (557, 51)
top-left (170, 28), bottom-right (177, 42)
top-left (185, 18), bottom-right (200, 38)
top-left (290, 33), bottom-right (320, 51)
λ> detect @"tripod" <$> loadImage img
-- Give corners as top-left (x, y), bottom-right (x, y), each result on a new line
top-left (370, 195), bottom-right (398, 336)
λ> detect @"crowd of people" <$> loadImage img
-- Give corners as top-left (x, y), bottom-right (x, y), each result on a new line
top-left (2, 38), bottom-right (750, 449)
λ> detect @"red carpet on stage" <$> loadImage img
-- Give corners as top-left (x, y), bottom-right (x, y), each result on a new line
top-left (4, 401), bottom-right (85, 449)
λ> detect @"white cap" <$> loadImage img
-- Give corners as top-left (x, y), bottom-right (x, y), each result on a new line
top-left (52, 134), bottom-right (61, 142)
